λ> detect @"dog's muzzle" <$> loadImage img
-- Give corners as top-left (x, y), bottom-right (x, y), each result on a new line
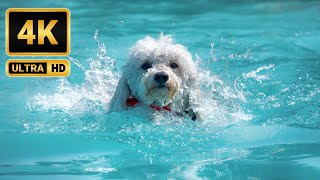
top-left (154, 71), bottom-right (169, 87)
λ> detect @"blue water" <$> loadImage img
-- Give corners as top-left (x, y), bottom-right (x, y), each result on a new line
top-left (1, 0), bottom-right (320, 179)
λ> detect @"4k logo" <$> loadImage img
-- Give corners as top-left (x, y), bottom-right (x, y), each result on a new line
top-left (6, 8), bottom-right (70, 56)
top-left (17, 20), bottom-right (58, 45)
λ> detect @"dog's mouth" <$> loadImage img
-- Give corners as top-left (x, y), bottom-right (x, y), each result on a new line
top-left (156, 84), bottom-right (167, 89)
top-left (143, 74), bottom-right (179, 106)
top-left (144, 83), bottom-right (174, 106)
top-left (147, 84), bottom-right (170, 94)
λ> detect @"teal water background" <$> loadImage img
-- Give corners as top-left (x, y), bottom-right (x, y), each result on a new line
top-left (1, 0), bottom-right (320, 179)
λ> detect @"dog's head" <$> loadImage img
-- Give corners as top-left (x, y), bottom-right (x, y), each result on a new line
top-left (109, 34), bottom-right (198, 112)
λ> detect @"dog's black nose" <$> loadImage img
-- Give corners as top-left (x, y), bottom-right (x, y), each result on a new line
top-left (154, 72), bottom-right (169, 84)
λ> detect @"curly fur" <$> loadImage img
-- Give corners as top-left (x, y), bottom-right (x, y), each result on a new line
top-left (109, 33), bottom-right (202, 120)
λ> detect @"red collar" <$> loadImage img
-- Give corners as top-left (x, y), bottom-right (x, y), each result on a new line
top-left (127, 96), bottom-right (171, 112)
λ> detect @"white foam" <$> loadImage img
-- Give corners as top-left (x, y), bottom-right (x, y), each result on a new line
top-left (27, 30), bottom-right (119, 115)
top-left (242, 64), bottom-right (275, 82)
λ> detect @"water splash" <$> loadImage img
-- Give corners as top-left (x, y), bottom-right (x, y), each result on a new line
top-left (24, 32), bottom-right (253, 134)
top-left (242, 64), bottom-right (275, 83)
top-left (27, 30), bottom-right (119, 115)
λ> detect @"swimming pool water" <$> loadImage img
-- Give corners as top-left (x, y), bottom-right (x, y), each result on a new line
top-left (1, 0), bottom-right (320, 179)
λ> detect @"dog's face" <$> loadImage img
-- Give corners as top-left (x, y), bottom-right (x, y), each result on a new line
top-left (123, 35), bottom-right (197, 107)
top-left (137, 57), bottom-right (182, 106)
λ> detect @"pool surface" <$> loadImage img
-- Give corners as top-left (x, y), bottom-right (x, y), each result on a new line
top-left (1, 0), bottom-right (320, 179)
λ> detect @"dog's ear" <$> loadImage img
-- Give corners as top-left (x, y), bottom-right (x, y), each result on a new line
top-left (108, 75), bottom-right (130, 112)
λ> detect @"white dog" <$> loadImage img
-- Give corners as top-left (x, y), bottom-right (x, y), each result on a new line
top-left (109, 34), bottom-right (202, 120)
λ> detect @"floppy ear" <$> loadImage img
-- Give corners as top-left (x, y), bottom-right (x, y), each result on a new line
top-left (108, 75), bottom-right (130, 112)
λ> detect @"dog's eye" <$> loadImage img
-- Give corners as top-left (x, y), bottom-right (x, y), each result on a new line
top-left (141, 62), bottom-right (151, 70)
top-left (170, 63), bottom-right (179, 69)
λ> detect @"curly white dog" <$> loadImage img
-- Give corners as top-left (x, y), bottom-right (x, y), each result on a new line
top-left (109, 34), bottom-right (202, 121)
